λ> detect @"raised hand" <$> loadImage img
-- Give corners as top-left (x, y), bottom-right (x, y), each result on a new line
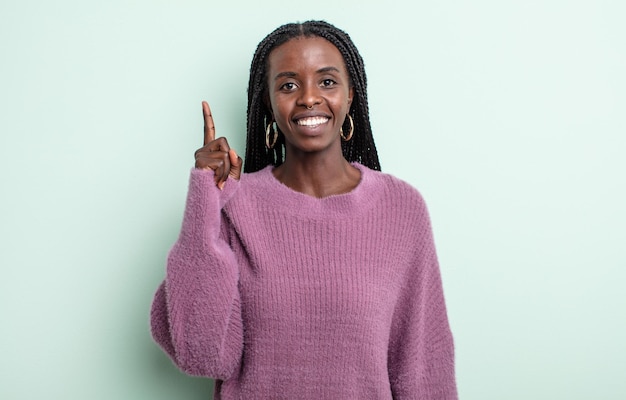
top-left (194, 101), bottom-right (242, 189)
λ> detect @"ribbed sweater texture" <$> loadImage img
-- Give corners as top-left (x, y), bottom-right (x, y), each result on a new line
top-left (150, 163), bottom-right (457, 399)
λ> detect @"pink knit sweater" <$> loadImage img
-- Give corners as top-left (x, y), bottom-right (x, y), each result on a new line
top-left (150, 163), bottom-right (457, 399)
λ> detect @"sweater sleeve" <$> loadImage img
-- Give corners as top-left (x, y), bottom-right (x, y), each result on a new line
top-left (387, 196), bottom-right (458, 400)
top-left (150, 169), bottom-right (243, 380)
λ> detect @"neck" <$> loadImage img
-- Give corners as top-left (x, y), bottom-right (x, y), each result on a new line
top-left (272, 148), bottom-right (360, 198)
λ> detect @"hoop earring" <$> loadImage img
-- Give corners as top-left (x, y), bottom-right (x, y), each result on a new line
top-left (266, 120), bottom-right (278, 149)
top-left (340, 114), bottom-right (354, 141)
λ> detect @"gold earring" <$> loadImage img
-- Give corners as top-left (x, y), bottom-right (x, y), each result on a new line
top-left (340, 114), bottom-right (354, 141)
top-left (266, 120), bottom-right (278, 149)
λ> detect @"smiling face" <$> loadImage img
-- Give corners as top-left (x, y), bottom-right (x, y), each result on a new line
top-left (267, 36), bottom-right (354, 156)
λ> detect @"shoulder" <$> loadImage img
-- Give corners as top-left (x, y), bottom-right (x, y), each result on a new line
top-left (241, 164), bottom-right (273, 180)
top-left (223, 165), bottom-right (275, 212)
top-left (237, 165), bottom-right (276, 198)
top-left (356, 164), bottom-right (428, 212)
top-left (358, 165), bottom-right (436, 259)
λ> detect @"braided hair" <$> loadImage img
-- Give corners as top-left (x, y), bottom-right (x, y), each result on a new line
top-left (244, 20), bottom-right (381, 173)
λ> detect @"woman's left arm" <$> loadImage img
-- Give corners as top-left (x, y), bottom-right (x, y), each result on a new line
top-left (387, 198), bottom-right (458, 400)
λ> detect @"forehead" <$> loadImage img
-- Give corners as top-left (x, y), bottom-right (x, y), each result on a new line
top-left (267, 36), bottom-right (347, 75)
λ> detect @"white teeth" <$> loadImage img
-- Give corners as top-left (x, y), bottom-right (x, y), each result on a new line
top-left (297, 117), bottom-right (329, 126)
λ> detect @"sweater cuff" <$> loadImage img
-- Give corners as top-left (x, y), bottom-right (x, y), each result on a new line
top-left (189, 168), bottom-right (240, 208)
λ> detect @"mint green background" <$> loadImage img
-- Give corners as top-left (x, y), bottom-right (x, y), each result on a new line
top-left (1, 1), bottom-right (624, 399)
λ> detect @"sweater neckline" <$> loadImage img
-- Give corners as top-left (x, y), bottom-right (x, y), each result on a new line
top-left (268, 162), bottom-right (367, 200)
top-left (247, 163), bottom-right (378, 218)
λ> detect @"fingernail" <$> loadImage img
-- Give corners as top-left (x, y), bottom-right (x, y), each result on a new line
top-left (218, 181), bottom-right (225, 190)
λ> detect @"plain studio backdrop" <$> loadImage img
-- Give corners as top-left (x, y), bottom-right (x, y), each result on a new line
top-left (1, 0), bottom-right (624, 399)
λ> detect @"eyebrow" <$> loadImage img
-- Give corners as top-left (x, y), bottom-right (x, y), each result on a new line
top-left (273, 66), bottom-right (341, 81)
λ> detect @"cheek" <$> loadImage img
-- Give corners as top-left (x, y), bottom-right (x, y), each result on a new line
top-left (272, 103), bottom-right (288, 122)
top-left (330, 94), bottom-right (351, 115)
top-left (335, 87), bottom-right (352, 109)
top-left (271, 100), bottom-right (292, 131)
top-left (268, 95), bottom-right (284, 119)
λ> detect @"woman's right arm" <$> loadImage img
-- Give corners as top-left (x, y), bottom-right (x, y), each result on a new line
top-left (150, 168), bottom-right (242, 379)
top-left (150, 101), bottom-right (244, 380)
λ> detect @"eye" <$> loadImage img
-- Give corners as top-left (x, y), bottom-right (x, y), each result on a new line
top-left (280, 82), bottom-right (297, 91)
top-left (321, 79), bottom-right (336, 87)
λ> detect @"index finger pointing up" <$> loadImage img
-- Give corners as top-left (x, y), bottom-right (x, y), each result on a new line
top-left (202, 101), bottom-right (216, 145)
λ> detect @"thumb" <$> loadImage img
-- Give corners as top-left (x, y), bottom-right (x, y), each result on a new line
top-left (228, 149), bottom-right (243, 180)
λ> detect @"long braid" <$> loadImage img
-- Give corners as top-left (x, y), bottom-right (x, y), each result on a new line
top-left (244, 21), bottom-right (381, 173)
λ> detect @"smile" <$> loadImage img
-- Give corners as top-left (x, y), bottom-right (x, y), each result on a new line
top-left (296, 116), bottom-right (329, 127)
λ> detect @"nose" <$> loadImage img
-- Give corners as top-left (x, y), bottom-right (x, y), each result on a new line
top-left (297, 82), bottom-right (322, 108)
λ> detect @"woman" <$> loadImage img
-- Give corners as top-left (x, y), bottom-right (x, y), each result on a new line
top-left (151, 20), bottom-right (457, 399)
